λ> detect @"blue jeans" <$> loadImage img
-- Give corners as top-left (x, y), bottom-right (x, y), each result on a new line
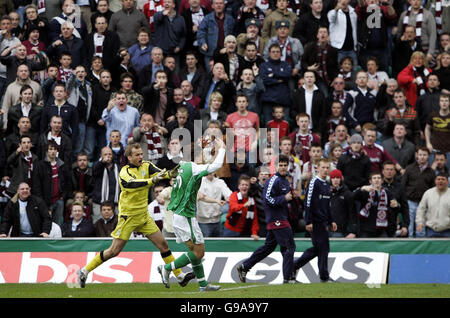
top-left (50, 199), bottom-right (64, 226)
top-left (425, 227), bottom-right (450, 238)
top-left (74, 122), bottom-right (86, 161)
top-left (74, 123), bottom-right (98, 161)
top-left (199, 222), bottom-right (222, 237)
top-left (83, 125), bottom-right (99, 161)
top-left (408, 200), bottom-right (425, 237)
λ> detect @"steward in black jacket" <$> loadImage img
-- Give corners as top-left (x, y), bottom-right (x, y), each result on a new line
top-left (330, 182), bottom-right (357, 236)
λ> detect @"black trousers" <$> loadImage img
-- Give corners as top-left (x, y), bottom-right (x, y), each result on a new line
top-left (294, 222), bottom-right (330, 281)
top-left (243, 227), bottom-right (296, 280)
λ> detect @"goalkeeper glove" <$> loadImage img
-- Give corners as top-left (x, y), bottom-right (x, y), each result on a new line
top-left (168, 164), bottom-right (180, 178)
top-left (151, 169), bottom-right (167, 183)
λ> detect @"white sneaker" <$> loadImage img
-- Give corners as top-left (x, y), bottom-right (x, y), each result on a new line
top-left (158, 265), bottom-right (171, 288)
top-left (199, 284), bottom-right (221, 292)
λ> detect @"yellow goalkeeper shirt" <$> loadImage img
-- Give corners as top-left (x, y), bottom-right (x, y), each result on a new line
top-left (118, 161), bottom-right (167, 216)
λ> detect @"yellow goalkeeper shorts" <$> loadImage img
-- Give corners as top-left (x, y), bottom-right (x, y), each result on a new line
top-left (111, 212), bottom-right (160, 241)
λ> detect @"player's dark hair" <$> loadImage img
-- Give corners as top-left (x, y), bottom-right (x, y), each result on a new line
top-left (278, 155), bottom-right (289, 164)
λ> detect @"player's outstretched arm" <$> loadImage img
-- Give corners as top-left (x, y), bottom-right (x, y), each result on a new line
top-left (120, 168), bottom-right (167, 189)
top-left (192, 139), bottom-right (226, 176)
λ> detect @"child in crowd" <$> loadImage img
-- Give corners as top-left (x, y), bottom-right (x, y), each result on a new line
top-left (58, 52), bottom-right (73, 83)
top-left (108, 130), bottom-right (126, 168)
top-left (289, 113), bottom-right (321, 165)
top-left (266, 105), bottom-right (289, 139)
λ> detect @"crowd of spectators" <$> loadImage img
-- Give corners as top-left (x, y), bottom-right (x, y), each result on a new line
top-left (0, 0), bottom-right (449, 239)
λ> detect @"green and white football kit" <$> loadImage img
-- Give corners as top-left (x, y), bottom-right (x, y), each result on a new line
top-left (158, 148), bottom-right (226, 291)
top-left (168, 148), bottom-right (226, 244)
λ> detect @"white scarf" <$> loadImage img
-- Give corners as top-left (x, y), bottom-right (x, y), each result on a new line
top-left (237, 192), bottom-right (255, 220)
top-left (101, 164), bottom-right (120, 203)
top-left (403, 6), bottom-right (424, 38)
top-left (53, 16), bottom-right (81, 39)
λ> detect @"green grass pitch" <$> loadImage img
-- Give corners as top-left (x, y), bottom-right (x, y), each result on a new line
top-left (1, 283), bottom-right (449, 298)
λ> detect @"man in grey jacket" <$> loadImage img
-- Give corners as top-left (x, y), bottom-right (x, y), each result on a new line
top-left (108, 0), bottom-right (149, 48)
top-left (397, 0), bottom-right (437, 61)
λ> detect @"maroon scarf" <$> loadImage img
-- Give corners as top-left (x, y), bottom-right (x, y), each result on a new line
top-left (317, 42), bottom-right (330, 84)
top-left (359, 188), bottom-right (388, 228)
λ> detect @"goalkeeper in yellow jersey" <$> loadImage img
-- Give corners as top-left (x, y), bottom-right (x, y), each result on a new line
top-left (77, 143), bottom-right (195, 287)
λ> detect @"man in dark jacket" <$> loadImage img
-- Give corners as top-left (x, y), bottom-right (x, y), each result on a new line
top-left (337, 133), bottom-right (371, 191)
top-left (5, 116), bottom-right (39, 158)
top-left (6, 134), bottom-right (38, 197)
top-left (0, 182), bottom-right (51, 237)
top-left (137, 47), bottom-right (174, 91)
top-left (203, 62), bottom-right (236, 113)
top-left (356, 0), bottom-right (397, 72)
top-left (48, 0), bottom-right (88, 42)
top-left (6, 98), bottom-right (42, 136)
top-left (290, 70), bottom-right (326, 134)
top-left (91, 146), bottom-right (120, 223)
top-left (152, 0), bottom-right (186, 57)
top-left (382, 161), bottom-right (409, 237)
top-left (61, 201), bottom-right (95, 237)
top-left (179, 52), bottom-right (209, 103)
top-left (38, 115), bottom-right (73, 166)
top-left (301, 27), bottom-right (338, 97)
top-left (249, 166), bottom-right (271, 238)
top-left (293, 0), bottom-right (329, 46)
top-left (236, 155), bottom-right (297, 284)
top-left (47, 20), bottom-right (87, 69)
top-left (259, 43), bottom-right (292, 122)
top-left (293, 158), bottom-right (337, 282)
top-left (32, 140), bottom-right (72, 226)
top-left (343, 71), bottom-right (379, 128)
top-left (414, 74), bottom-right (442, 131)
top-left (0, 44), bottom-right (46, 85)
top-left (72, 152), bottom-right (94, 200)
top-left (86, 16), bottom-right (120, 72)
top-left (40, 83), bottom-right (79, 142)
top-left (94, 201), bottom-right (118, 237)
top-left (353, 171), bottom-right (395, 238)
top-left (402, 146), bottom-right (436, 237)
top-left (329, 169), bottom-right (357, 238)
top-left (180, 2), bottom-right (209, 55)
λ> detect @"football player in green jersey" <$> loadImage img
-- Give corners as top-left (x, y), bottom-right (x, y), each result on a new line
top-left (158, 137), bottom-right (226, 291)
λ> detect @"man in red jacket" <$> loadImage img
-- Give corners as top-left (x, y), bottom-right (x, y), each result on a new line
top-left (223, 175), bottom-right (259, 239)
